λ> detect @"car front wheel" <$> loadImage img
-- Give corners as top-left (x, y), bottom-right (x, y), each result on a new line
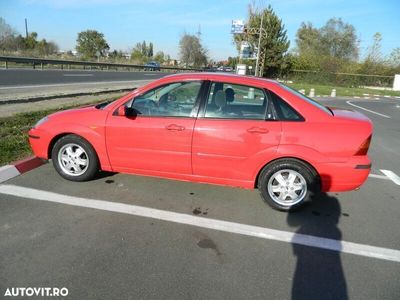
top-left (258, 159), bottom-right (319, 211)
top-left (51, 134), bottom-right (99, 181)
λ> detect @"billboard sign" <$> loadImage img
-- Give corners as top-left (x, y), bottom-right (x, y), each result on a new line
top-left (239, 41), bottom-right (251, 59)
top-left (231, 20), bottom-right (245, 34)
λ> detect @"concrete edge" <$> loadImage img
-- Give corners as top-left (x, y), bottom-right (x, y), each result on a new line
top-left (0, 156), bottom-right (46, 183)
top-left (0, 87), bottom-right (133, 105)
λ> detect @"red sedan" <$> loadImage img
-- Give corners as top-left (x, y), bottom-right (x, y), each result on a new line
top-left (28, 73), bottom-right (373, 211)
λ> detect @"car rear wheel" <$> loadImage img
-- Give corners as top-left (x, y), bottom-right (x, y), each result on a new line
top-left (258, 159), bottom-right (319, 211)
top-left (51, 134), bottom-right (99, 181)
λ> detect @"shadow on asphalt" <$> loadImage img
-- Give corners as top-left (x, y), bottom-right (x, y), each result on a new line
top-left (288, 193), bottom-right (348, 300)
top-left (93, 171), bottom-right (117, 181)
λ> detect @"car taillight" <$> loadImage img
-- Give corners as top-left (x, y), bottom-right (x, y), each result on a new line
top-left (355, 135), bottom-right (371, 155)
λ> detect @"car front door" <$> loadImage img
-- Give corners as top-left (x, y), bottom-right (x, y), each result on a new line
top-left (192, 81), bottom-right (282, 186)
top-left (106, 80), bottom-right (204, 175)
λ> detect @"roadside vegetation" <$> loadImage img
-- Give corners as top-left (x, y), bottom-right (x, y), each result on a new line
top-left (229, 5), bottom-right (399, 88)
top-left (0, 99), bottom-right (109, 165)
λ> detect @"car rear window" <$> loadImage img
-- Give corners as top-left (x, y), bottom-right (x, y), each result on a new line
top-left (280, 84), bottom-right (333, 115)
top-left (268, 91), bottom-right (303, 121)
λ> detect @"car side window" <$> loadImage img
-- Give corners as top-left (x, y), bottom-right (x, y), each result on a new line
top-left (268, 90), bottom-right (303, 121)
top-left (204, 82), bottom-right (268, 120)
top-left (130, 81), bottom-right (202, 117)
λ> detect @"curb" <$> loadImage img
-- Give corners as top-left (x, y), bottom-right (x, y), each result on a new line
top-left (0, 156), bottom-right (46, 183)
top-left (0, 87), bottom-right (134, 105)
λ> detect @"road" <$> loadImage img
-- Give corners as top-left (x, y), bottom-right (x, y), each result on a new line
top-left (0, 97), bottom-right (399, 298)
top-left (0, 69), bottom-right (169, 105)
top-left (0, 69), bottom-right (167, 86)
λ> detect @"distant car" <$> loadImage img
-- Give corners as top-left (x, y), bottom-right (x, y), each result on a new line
top-left (217, 66), bottom-right (233, 72)
top-left (29, 73), bottom-right (373, 211)
top-left (202, 66), bottom-right (217, 72)
top-left (224, 66), bottom-right (233, 72)
top-left (144, 61), bottom-right (160, 71)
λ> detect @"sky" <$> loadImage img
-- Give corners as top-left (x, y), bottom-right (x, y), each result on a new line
top-left (1, 0), bottom-right (399, 61)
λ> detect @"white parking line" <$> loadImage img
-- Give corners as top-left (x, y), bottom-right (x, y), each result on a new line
top-left (346, 101), bottom-right (391, 118)
top-left (0, 184), bottom-right (399, 263)
top-left (63, 74), bottom-right (93, 77)
top-left (380, 170), bottom-right (400, 185)
top-left (368, 173), bottom-right (390, 180)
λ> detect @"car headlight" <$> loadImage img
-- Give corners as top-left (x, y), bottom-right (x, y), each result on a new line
top-left (34, 116), bottom-right (49, 128)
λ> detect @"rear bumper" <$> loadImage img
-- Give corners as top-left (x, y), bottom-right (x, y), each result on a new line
top-left (28, 128), bottom-right (52, 159)
top-left (315, 156), bottom-right (371, 192)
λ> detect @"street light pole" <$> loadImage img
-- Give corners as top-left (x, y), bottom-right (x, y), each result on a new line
top-left (255, 13), bottom-right (264, 77)
top-left (25, 18), bottom-right (28, 38)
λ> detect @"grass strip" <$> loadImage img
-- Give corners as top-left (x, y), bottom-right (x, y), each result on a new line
top-left (0, 98), bottom-right (111, 165)
top-left (287, 83), bottom-right (400, 97)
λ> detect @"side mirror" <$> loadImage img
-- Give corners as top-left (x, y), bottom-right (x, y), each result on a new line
top-left (115, 106), bottom-right (138, 117)
top-left (124, 106), bottom-right (138, 117)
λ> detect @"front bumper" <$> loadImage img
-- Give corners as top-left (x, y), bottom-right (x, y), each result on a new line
top-left (28, 128), bottom-right (52, 159)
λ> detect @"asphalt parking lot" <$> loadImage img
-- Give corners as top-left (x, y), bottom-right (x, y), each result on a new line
top-left (1, 97), bottom-right (399, 299)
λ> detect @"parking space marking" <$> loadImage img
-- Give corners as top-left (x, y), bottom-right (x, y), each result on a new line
top-left (63, 74), bottom-right (94, 77)
top-left (346, 101), bottom-right (391, 118)
top-left (1, 184), bottom-right (400, 263)
top-left (381, 170), bottom-right (400, 185)
top-left (368, 173), bottom-right (390, 180)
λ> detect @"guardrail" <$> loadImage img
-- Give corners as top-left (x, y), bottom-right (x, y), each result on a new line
top-left (0, 55), bottom-right (204, 73)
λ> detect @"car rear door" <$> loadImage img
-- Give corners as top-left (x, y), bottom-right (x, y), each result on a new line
top-left (192, 81), bottom-right (282, 186)
top-left (106, 80), bottom-right (204, 175)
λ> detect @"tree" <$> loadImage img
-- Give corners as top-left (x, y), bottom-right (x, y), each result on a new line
top-left (0, 18), bottom-right (22, 52)
top-left (319, 18), bottom-right (358, 60)
top-left (0, 18), bottom-right (58, 56)
top-left (154, 51), bottom-right (165, 63)
top-left (141, 40), bottom-right (147, 56)
top-left (179, 33), bottom-right (208, 67)
top-left (234, 5), bottom-right (290, 77)
top-left (388, 48), bottom-right (400, 67)
top-left (0, 17), bottom-right (16, 40)
top-left (76, 30), bottom-right (109, 60)
top-left (108, 49), bottom-right (124, 61)
top-left (37, 39), bottom-right (58, 56)
top-left (295, 18), bottom-right (358, 69)
top-left (24, 32), bottom-right (38, 49)
top-left (296, 22), bottom-right (322, 56)
top-left (365, 32), bottom-right (382, 64)
top-left (131, 41), bottom-right (155, 62)
top-left (359, 32), bottom-right (386, 75)
top-left (148, 42), bottom-right (153, 57)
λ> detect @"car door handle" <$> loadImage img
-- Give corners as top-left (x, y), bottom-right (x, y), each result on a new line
top-left (166, 124), bottom-right (185, 131)
top-left (247, 127), bottom-right (269, 134)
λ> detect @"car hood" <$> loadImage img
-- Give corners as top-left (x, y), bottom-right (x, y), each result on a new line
top-left (49, 106), bottom-right (96, 118)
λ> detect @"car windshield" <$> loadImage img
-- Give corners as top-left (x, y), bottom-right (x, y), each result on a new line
top-left (280, 83), bottom-right (333, 115)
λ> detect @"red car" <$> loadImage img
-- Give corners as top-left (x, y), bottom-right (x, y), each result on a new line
top-left (28, 73), bottom-right (372, 211)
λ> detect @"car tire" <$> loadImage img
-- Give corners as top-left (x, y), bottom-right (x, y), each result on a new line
top-left (258, 159), bottom-right (320, 211)
top-left (51, 134), bottom-right (99, 182)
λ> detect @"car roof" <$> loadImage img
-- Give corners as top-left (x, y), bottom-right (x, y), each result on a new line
top-left (162, 72), bottom-right (279, 86)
